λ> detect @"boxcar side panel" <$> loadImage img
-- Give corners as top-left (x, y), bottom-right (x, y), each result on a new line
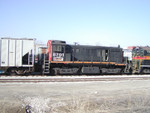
top-left (16, 40), bottom-right (22, 66)
top-left (22, 40), bottom-right (34, 66)
top-left (0, 39), bottom-right (9, 66)
top-left (9, 40), bottom-right (16, 66)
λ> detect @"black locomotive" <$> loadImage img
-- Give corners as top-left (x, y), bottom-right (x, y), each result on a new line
top-left (38, 40), bottom-right (126, 75)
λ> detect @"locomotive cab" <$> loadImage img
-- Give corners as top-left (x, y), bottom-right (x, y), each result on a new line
top-left (48, 40), bottom-right (66, 61)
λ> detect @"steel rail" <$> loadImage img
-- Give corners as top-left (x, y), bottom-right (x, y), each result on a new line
top-left (0, 76), bottom-right (150, 83)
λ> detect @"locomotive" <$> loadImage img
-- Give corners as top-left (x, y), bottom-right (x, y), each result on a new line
top-left (0, 37), bottom-right (150, 75)
top-left (41, 40), bottom-right (126, 75)
top-left (132, 47), bottom-right (150, 74)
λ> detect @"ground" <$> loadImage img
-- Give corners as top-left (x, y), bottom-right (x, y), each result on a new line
top-left (0, 76), bottom-right (150, 113)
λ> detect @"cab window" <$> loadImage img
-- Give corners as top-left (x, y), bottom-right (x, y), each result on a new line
top-left (144, 50), bottom-right (150, 56)
top-left (53, 45), bottom-right (63, 52)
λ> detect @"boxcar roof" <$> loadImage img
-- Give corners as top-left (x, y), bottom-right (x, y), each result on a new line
top-left (1, 37), bottom-right (35, 40)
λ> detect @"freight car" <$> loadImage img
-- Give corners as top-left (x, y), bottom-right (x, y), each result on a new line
top-left (38, 40), bottom-right (126, 75)
top-left (0, 38), bottom-right (35, 75)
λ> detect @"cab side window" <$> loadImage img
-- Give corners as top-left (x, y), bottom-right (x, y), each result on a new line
top-left (53, 45), bottom-right (62, 52)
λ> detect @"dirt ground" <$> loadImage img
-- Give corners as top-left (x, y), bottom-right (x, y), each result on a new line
top-left (0, 78), bottom-right (150, 113)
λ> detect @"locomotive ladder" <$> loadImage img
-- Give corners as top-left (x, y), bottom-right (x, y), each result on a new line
top-left (42, 54), bottom-right (50, 75)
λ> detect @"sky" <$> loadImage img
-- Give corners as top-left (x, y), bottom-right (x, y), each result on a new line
top-left (0, 0), bottom-right (150, 48)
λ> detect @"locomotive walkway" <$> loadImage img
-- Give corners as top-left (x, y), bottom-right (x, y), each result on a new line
top-left (0, 75), bottom-right (150, 83)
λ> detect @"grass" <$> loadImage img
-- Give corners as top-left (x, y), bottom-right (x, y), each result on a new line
top-left (1, 92), bottom-right (150, 113)
top-left (48, 94), bottom-right (150, 113)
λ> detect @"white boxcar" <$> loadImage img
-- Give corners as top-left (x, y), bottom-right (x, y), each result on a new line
top-left (0, 38), bottom-right (35, 74)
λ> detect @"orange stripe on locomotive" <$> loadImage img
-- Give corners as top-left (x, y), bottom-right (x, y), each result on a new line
top-left (132, 56), bottom-right (150, 60)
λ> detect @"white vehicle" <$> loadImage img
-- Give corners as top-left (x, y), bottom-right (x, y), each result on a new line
top-left (0, 38), bottom-right (35, 75)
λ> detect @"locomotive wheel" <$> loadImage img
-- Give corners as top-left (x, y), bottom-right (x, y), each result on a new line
top-left (50, 69), bottom-right (56, 75)
top-left (8, 69), bottom-right (17, 76)
top-left (128, 68), bottom-right (132, 74)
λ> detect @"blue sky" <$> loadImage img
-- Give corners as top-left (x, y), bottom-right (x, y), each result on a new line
top-left (0, 0), bottom-right (150, 48)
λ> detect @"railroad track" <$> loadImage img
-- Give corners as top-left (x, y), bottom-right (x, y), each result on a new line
top-left (1, 75), bottom-right (150, 83)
